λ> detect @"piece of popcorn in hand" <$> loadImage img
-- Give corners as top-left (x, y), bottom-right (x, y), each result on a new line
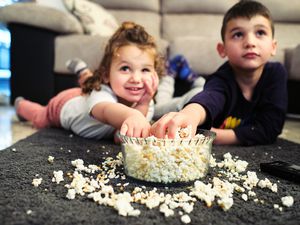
top-left (175, 125), bottom-right (192, 139)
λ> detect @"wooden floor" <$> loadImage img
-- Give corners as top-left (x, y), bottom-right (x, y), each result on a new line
top-left (0, 105), bottom-right (300, 150)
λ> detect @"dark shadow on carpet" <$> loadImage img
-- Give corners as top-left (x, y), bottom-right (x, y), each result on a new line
top-left (0, 128), bottom-right (299, 225)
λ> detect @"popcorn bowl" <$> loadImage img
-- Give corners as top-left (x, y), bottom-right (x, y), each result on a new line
top-left (118, 129), bottom-right (216, 184)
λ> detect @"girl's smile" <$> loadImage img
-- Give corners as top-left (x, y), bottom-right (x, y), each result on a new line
top-left (107, 45), bottom-right (156, 105)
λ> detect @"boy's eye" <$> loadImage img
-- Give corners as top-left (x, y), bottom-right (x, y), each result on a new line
top-left (232, 31), bottom-right (243, 39)
top-left (256, 29), bottom-right (266, 36)
top-left (120, 66), bottom-right (130, 72)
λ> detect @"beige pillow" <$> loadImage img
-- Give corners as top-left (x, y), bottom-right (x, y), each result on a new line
top-left (36, 0), bottom-right (69, 12)
top-left (63, 0), bottom-right (119, 36)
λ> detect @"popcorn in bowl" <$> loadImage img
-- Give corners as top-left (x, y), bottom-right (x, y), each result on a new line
top-left (118, 128), bottom-right (216, 184)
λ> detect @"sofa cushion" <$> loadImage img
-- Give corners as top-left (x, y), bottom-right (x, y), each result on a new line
top-left (269, 22), bottom-right (300, 68)
top-left (64, 0), bottom-right (119, 36)
top-left (54, 35), bottom-right (168, 74)
top-left (0, 3), bottom-right (83, 34)
top-left (90, 0), bottom-right (159, 12)
top-left (162, 14), bottom-right (224, 41)
top-left (161, 0), bottom-right (238, 13)
top-left (110, 10), bottom-right (161, 40)
top-left (55, 34), bottom-right (109, 73)
top-left (258, 0), bottom-right (300, 22)
top-left (35, 0), bottom-right (69, 12)
top-left (169, 36), bottom-right (226, 76)
top-left (290, 45), bottom-right (300, 81)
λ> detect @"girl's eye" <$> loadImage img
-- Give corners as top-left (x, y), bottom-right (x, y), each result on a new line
top-left (142, 68), bottom-right (151, 73)
top-left (232, 31), bottom-right (243, 39)
top-left (120, 66), bottom-right (130, 72)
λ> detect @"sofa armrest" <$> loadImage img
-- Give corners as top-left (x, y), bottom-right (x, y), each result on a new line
top-left (0, 3), bottom-right (83, 34)
top-left (290, 44), bottom-right (300, 81)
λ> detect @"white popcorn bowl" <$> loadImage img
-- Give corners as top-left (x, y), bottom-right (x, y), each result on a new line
top-left (118, 129), bottom-right (216, 184)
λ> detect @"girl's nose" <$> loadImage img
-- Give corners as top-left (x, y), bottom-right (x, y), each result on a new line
top-left (130, 71), bottom-right (142, 83)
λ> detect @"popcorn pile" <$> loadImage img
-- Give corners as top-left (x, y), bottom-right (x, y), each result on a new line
top-left (122, 135), bottom-right (211, 183)
top-left (120, 126), bottom-right (213, 183)
top-left (32, 150), bottom-right (294, 224)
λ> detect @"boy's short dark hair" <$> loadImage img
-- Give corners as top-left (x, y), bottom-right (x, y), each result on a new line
top-left (221, 0), bottom-right (274, 41)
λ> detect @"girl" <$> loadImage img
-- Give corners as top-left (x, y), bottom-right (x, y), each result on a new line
top-left (15, 22), bottom-right (165, 139)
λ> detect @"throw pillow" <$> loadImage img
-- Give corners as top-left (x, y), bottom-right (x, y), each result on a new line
top-left (63, 0), bottom-right (119, 36)
top-left (35, 0), bottom-right (69, 12)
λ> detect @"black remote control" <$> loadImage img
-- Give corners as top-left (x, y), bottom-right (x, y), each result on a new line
top-left (260, 161), bottom-right (300, 183)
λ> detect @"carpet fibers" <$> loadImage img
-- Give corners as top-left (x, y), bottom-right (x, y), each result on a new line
top-left (0, 128), bottom-right (299, 225)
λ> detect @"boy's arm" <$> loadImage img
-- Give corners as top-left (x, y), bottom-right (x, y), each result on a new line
top-left (150, 103), bottom-right (206, 138)
top-left (91, 102), bottom-right (151, 137)
top-left (211, 128), bottom-right (240, 145)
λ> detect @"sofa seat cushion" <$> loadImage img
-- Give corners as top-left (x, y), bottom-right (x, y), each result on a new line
top-left (55, 34), bottom-right (108, 73)
top-left (54, 35), bottom-right (168, 74)
top-left (169, 36), bottom-right (226, 76)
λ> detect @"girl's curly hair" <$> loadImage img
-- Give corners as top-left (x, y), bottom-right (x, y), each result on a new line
top-left (82, 21), bottom-right (165, 94)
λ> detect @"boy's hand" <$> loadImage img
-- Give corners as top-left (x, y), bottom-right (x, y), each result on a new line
top-left (150, 112), bottom-right (197, 138)
top-left (120, 114), bottom-right (151, 138)
top-left (150, 103), bottom-right (206, 138)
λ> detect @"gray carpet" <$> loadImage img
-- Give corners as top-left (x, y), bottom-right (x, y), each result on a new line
top-left (0, 128), bottom-right (299, 225)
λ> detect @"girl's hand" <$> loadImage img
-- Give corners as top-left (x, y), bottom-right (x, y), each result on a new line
top-left (138, 72), bottom-right (159, 106)
top-left (120, 113), bottom-right (151, 138)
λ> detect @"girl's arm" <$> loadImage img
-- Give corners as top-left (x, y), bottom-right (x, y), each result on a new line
top-left (91, 102), bottom-right (151, 137)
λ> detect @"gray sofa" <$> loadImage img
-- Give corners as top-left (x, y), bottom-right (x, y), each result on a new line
top-left (0, 0), bottom-right (300, 115)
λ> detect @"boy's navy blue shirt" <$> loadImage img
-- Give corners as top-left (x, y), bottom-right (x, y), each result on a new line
top-left (189, 61), bottom-right (288, 146)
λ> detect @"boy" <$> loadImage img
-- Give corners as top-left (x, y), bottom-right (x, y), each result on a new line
top-left (150, 0), bottom-right (288, 146)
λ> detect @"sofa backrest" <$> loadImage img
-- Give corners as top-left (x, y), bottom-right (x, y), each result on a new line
top-left (258, 0), bottom-right (300, 74)
top-left (161, 0), bottom-right (237, 75)
top-left (161, 0), bottom-right (300, 76)
top-left (90, 0), bottom-right (161, 41)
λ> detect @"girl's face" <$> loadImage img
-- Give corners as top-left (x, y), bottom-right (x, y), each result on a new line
top-left (105, 45), bottom-right (156, 105)
top-left (217, 15), bottom-right (277, 72)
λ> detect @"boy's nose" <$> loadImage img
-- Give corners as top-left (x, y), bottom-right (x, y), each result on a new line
top-left (244, 34), bottom-right (256, 48)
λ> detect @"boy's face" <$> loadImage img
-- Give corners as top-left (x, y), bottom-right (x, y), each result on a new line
top-left (106, 45), bottom-right (156, 105)
top-left (217, 15), bottom-right (277, 72)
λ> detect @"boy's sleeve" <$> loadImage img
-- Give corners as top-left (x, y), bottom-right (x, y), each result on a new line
top-left (234, 63), bottom-right (288, 146)
top-left (186, 75), bottom-right (227, 129)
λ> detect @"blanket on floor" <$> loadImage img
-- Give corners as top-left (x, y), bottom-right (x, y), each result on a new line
top-left (0, 128), bottom-right (299, 225)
